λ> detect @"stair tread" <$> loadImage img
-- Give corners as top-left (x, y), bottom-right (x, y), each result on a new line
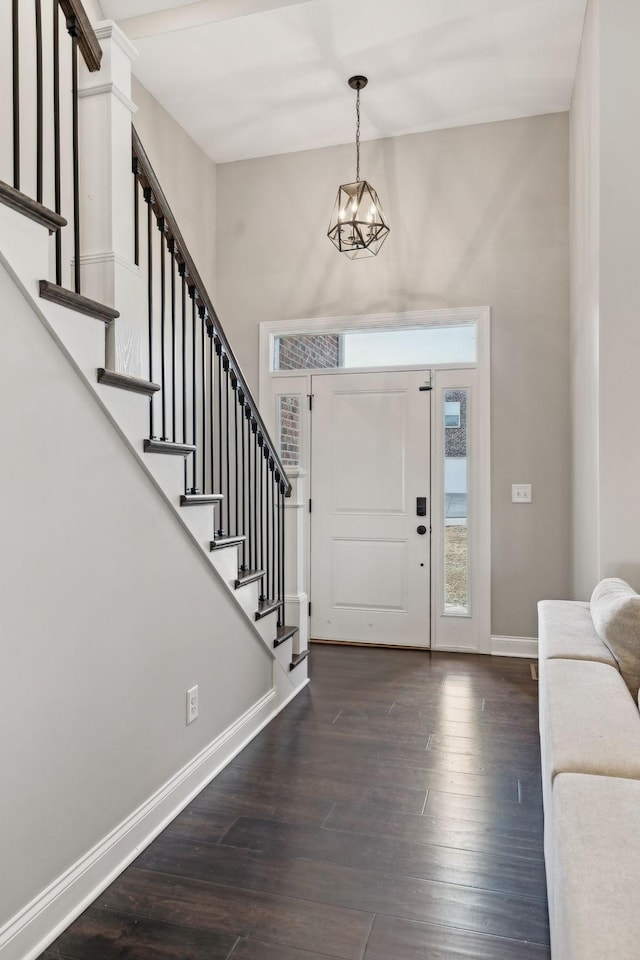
top-left (255, 598), bottom-right (283, 621)
top-left (234, 569), bottom-right (265, 589)
top-left (144, 438), bottom-right (196, 456)
top-left (274, 624), bottom-right (298, 649)
top-left (39, 280), bottom-right (119, 322)
top-left (97, 368), bottom-right (160, 396)
top-left (289, 649), bottom-right (309, 671)
top-left (0, 179), bottom-right (67, 232)
top-left (210, 535), bottom-right (246, 551)
top-left (181, 494), bottom-right (224, 506)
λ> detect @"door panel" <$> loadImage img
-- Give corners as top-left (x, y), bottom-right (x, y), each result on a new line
top-left (311, 370), bottom-right (431, 647)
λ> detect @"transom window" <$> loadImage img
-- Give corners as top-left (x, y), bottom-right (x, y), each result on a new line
top-left (273, 324), bottom-right (476, 371)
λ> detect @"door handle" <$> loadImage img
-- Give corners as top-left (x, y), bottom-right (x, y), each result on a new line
top-left (416, 525), bottom-right (427, 535)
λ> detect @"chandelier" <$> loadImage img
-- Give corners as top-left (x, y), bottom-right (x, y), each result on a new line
top-left (328, 76), bottom-right (390, 259)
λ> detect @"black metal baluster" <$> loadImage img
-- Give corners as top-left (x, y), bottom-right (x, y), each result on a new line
top-left (35, 0), bottom-right (43, 203)
top-left (12, 0), bottom-right (20, 191)
top-left (169, 240), bottom-right (177, 442)
top-left (252, 420), bottom-right (258, 570)
top-left (53, 0), bottom-right (62, 284)
top-left (209, 328), bottom-right (214, 499)
top-left (224, 356), bottom-right (231, 537)
top-left (212, 338), bottom-right (224, 536)
top-left (180, 265), bottom-right (187, 444)
top-left (246, 417), bottom-right (253, 568)
top-left (281, 480), bottom-right (286, 622)
top-left (271, 462), bottom-right (276, 603)
top-left (190, 290), bottom-right (198, 493)
top-left (265, 456), bottom-right (271, 599)
top-left (216, 338), bottom-right (224, 534)
top-left (233, 374), bottom-right (239, 538)
top-left (69, 18), bottom-right (81, 293)
top-left (159, 221), bottom-right (167, 440)
top-left (133, 160), bottom-right (140, 267)
top-left (240, 393), bottom-right (247, 569)
top-left (145, 189), bottom-right (155, 438)
top-left (277, 478), bottom-right (283, 626)
top-left (200, 304), bottom-right (206, 493)
top-left (259, 439), bottom-right (265, 599)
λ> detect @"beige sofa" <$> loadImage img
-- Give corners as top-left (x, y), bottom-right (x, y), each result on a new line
top-left (538, 581), bottom-right (640, 960)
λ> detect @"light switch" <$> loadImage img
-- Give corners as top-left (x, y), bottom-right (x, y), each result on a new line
top-left (512, 484), bottom-right (532, 503)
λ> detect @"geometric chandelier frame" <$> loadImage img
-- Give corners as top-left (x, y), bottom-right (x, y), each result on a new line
top-left (327, 76), bottom-right (390, 259)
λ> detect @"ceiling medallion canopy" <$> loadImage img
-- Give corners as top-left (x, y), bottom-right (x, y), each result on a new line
top-left (327, 76), bottom-right (390, 259)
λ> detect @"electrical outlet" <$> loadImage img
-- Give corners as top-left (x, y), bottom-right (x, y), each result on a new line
top-left (512, 484), bottom-right (532, 503)
top-left (186, 685), bottom-right (198, 724)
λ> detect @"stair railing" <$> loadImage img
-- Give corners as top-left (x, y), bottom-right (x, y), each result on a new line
top-left (1, 4), bottom-right (290, 625)
top-left (132, 129), bottom-right (291, 623)
top-left (2, 0), bottom-right (102, 295)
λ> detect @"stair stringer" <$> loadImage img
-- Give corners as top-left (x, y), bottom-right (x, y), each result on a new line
top-left (0, 205), bottom-right (308, 696)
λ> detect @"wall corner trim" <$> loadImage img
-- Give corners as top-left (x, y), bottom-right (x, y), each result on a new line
top-left (0, 680), bottom-right (308, 960)
top-left (490, 635), bottom-right (538, 658)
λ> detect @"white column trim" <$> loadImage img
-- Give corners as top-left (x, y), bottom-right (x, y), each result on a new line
top-left (93, 21), bottom-right (139, 62)
top-left (78, 83), bottom-right (137, 114)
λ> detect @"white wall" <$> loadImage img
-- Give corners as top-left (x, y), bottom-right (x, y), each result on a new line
top-left (570, 0), bottom-right (640, 596)
top-left (0, 258), bottom-right (272, 937)
top-left (216, 114), bottom-right (571, 639)
top-left (570, 0), bottom-right (600, 598)
top-left (598, 0), bottom-right (640, 586)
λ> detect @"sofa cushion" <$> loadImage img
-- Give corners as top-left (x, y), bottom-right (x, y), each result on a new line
top-left (540, 659), bottom-right (640, 799)
top-left (537, 600), bottom-right (617, 677)
top-left (551, 773), bottom-right (640, 960)
top-left (590, 578), bottom-right (640, 695)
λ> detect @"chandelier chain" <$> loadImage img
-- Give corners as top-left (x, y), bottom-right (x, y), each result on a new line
top-left (355, 87), bottom-right (360, 182)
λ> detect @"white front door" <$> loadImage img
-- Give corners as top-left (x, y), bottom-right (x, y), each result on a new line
top-left (310, 369), bottom-right (431, 647)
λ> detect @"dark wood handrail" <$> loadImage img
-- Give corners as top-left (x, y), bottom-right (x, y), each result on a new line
top-left (131, 127), bottom-right (291, 497)
top-left (59, 0), bottom-right (102, 72)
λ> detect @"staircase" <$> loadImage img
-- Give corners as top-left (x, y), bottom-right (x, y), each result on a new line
top-left (0, 0), bottom-right (308, 682)
top-left (0, 7), bottom-right (309, 958)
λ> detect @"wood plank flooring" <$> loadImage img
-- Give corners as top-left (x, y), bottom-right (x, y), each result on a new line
top-left (41, 643), bottom-right (548, 960)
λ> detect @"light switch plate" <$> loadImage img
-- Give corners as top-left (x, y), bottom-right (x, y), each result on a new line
top-left (512, 484), bottom-right (532, 503)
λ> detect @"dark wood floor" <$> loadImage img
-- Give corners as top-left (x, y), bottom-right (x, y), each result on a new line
top-left (42, 643), bottom-right (548, 960)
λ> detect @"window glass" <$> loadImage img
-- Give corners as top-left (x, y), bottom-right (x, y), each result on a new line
top-left (443, 388), bottom-right (469, 615)
top-left (445, 401), bottom-right (461, 427)
top-left (273, 324), bottom-right (476, 371)
top-left (278, 395), bottom-right (301, 467)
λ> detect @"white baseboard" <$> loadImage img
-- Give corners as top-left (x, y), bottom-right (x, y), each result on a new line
top-left (491, 635), bottom-right (538, 658)
top-left (0, 678), bottom-right (309, 960)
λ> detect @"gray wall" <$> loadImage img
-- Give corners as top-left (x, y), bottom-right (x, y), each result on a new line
top-left (216, 114), bottom-right (571, 638)
top-left (132, 77), bottom-right (217, 295)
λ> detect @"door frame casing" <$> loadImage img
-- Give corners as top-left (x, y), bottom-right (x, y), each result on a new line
top-left (259, 307), bottom-right (491, 654)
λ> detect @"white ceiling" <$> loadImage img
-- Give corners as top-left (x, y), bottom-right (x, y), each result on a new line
top-left (101, 0), bottom-right (587, 165)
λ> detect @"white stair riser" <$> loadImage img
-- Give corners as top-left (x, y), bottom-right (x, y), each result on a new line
top-left (93, 384), bottom-right (150, 450)
top-left (233, 580), bottom-right (261, 620)
top-left (141, 449), bottom-right (187, 501)
top-left (0, 204), bottom-right (50, 284)
top-left (209, 544), bottom-right (241, 584)
top-left (178, 504), bottom-right (216, 555)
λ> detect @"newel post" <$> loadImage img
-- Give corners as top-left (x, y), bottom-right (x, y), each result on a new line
top-left (77, 21), bottom-right (143, 375)
top-left (284, 469), bottom-right (309, 656)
